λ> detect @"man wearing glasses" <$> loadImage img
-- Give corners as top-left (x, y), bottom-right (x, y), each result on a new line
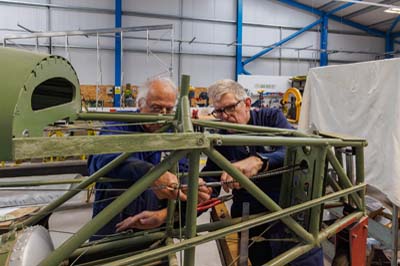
top-left (203, 79), bottom-right (323, 266)
top-left (88, 77), bottom-right (211, 240)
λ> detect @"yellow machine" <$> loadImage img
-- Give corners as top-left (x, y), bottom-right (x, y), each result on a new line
top-left (281, 87), bottom-right (302, 124)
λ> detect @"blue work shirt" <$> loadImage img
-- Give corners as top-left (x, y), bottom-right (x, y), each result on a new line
top-left (202, 107), bottom-right (323, 266)
top-left (203, 107), bottom-right (293, 210)
top-left (88, 122), bottom-right (166, 239)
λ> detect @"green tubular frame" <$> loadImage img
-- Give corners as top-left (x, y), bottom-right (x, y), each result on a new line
top-left (0, 70), bottom-right (368, 266)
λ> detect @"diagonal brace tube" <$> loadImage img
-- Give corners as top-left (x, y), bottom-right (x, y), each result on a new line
top-left (39, 150), bottom-right (188, 266)
top-left (204, 147), bottom-right (314, 244)
top-left (326, 148), bottom-right (363, 209)
top-left (18, 152), bottom-right (132, 228)
top-left (242, 19), bottom-right (322, 66)
top-left (99, 184), bottom-right (365, 266)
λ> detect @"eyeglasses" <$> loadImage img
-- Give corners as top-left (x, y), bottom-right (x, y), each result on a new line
top-left (149, 105), bottom-right (174, 114)
top-left (211, 100), bottom-right (242, 118)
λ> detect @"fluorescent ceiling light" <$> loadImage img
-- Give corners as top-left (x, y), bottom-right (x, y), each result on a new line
top-left (335, 0), bottom-right (400, 10)
top-left (384, 7), bottom-right (400, 14)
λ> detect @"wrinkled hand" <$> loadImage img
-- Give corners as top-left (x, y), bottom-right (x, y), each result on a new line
top-left (197, 178), bottom-right (212, 203)
top-left (152, 171), bottom-right (187, 201)
top-left (179, 178), bottom-right (212, 203)
top-left (116, 209), bottom-right (167, 232)
top-left (221, 156), bottom-right (263, 193)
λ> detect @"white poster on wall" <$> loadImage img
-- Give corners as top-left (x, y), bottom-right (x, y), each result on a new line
top-left (238, 75), bottom-right (292, 108)
top-left (238, 75), bottom-right (291, 96)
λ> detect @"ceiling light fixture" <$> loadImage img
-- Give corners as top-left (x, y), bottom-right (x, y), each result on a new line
top-left (335, 0), bottom-right (400, 13)
top-left (384, 7), bottom-right (400, 14)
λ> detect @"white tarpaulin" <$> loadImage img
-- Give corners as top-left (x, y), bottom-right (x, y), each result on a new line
top-left (299, 58), bottom-right (400, 207)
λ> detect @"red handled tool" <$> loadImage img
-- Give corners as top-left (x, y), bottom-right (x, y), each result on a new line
top-left (196, 194), bottom-right (233, 211)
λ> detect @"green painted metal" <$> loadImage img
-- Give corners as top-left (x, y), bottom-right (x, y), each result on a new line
top-left (193, 119), bottom-right (311, 137)
top-left (17, 152), bottom-right (132, 228)
top-left (355, 146), bottom-right (366, 211)
top-left (98, 184), bottom-right (365, 266)
top-left (69, 211), bottom-right (267, 263)
top-left (280, 145), bottom-right (328, 237)
top-left (317, 211), bottom-right (364, 242)
top-left (326, 149), bottom-right (363, 209)
top-left (0, 64), bottom-right (369, 266)
top-left (39, 150), bottom-right (187, 266)
top-left (13, 132), bottom-right (209, 160)
top-left (0, 231), bottom-right (18, 266)
top-left (181, 96), bottom-right (193, 133)
top-left (335, 148), bottom-right (344, 166)
top-left (308, 147), bottom-right (327, 238)
top-left (184, 152), bottom-right (200, 266)
top-left (78, 112), bottom-right (174, 122)
top-left (0, 47), bottom-right (81, 161)
top-left (166, 237), bottom-right (179, 266)
top-left (174, 74), bottom-right (190, 125)
top-left (267, 244), bottom-right (315, 266)
top-left (179, 72), bottom-right (193, 133)
top-left (210, 134), bottom-right (366, 147)
top-left (0, 177), bottom-right (123, 187)
top-left (204, 147), bottom-right (315, 244)
top-left (69, 232), bottom-right (165, 263)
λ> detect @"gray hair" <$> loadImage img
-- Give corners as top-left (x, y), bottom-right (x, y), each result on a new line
top-left (137, 76), bottom-right (177, 108)
top-left (208, 79), bottom-right (248, 103)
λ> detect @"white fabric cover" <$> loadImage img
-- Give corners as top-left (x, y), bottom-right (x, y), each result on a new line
top-left (299, 58), bottom-right (400, 207)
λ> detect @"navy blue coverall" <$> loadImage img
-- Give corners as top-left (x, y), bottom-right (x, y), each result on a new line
top-left (88, 123), bottom-right (167, 240)
top-left (202, 108), bottom-right (323, 266)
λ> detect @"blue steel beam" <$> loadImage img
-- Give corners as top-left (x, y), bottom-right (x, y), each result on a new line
top-left (114, 0), bottom-right (122, 107)
top-left (277, 0), bottom-right (323, 16)
top-left (319, 1), bottom-right (356, 66)
top-left (387, 16), bottom-right (400, 57)
top-left (385, 32), bottom-right (394, 58)
top-left (326, 2), bottom-right (355, 16)
top-left (276, 0), bottom-right (385, 37)
top-left (389, 16), bottom-right (400, 33)
top-left (320, 16), bottom-right (328, 66)
top-left (243, 19), bottom-right (322, 66)
top-left (236, 0), bottom-right (248, 78)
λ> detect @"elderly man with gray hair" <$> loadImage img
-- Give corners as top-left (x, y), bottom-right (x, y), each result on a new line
top-left (88, 77), bottom-right (211, 240)
top-left (202, 79), bottom-right (323, 266)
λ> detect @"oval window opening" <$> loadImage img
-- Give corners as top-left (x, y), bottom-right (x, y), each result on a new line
top-left (31, 78), bottom-right (74, 111)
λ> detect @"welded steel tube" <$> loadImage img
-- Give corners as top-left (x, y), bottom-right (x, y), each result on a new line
top-left (267, 244), bottom-right (315, 266)
top-left (181, 96), bottom-right (194, 133)
top-left (204, 147), bottom-right (315, 244)
top-left (100, 184), bottom-right (365, 266)
top-left (18, 152), bottom-right (131, 228)
top-left (326, 149), bottom-right (363, 209)
top-left (78, 112), bottom-right (174, 122)
top-left (193, 119), bottom-right (310, 137)
top-left (69, 232), bottom-right (165, 262)
top-left (0, 177), bottom-right (123, 187)
top-left (355, 146), bottom-right (366, 211)
top-left (40, 150), bottom-right (187, 266)
top-left (209, 134), bottom-right (366, 147)
top-left (184, 152), bottom-right (200, 266)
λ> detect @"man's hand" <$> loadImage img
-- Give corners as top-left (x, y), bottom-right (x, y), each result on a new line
top-left (220, 156), bottom-right (263, 193)
top-left (116, 209), bottom-right (167, 232)
top-left (197, 178), bottom-right (213, 203)
top-left (152, 171), bottom-right (187, 201)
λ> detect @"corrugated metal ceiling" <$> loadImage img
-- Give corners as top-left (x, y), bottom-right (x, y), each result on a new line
top-left (291, 0), bottom-right (400, 32)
